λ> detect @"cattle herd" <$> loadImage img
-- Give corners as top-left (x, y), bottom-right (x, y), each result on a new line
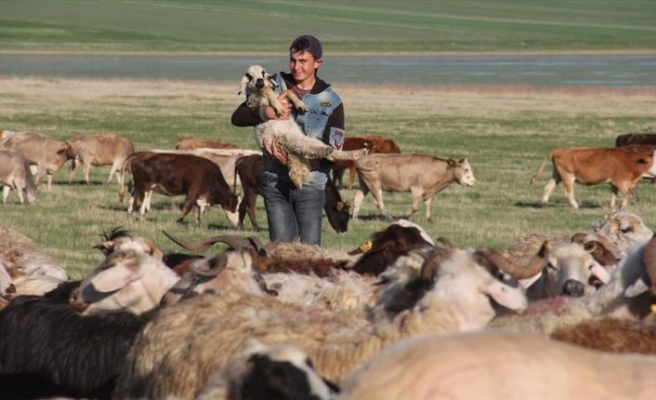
top-left (3, 128), bottom-right (656, 399)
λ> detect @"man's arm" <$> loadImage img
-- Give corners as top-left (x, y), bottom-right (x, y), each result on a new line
top-left (230, 102), bottom-right (264, 127)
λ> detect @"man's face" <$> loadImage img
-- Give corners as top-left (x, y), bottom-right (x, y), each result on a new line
top-left (289, 50), bottom-right (322, 84)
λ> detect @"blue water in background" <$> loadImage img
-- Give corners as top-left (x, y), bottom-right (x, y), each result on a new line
top-left (1, 54), bottom-right (654, 88)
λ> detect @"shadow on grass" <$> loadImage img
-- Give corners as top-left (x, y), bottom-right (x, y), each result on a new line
top-left (515, 201), bottom-right (602, 209)
top-left (355, 214), bottom-right (392, 222)
top-left (67, 180), bottom-right (104, 186)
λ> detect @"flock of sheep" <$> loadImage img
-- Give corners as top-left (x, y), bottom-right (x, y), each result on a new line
top-left (1, 205), bottom-right (656, 398)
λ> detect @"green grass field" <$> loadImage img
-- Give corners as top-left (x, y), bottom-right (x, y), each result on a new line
top-left (1, 78), bottom-right (655, 278)
top-left (1, 0), bottom-right (655, 53)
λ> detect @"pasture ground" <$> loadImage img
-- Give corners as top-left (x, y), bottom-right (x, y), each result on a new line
top-left (1, 77), bottom-right (656, 278)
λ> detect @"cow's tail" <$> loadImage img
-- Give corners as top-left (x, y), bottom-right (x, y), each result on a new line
top-left (118, 153), bottom-right (136, 202)
top-left (530, 151), bottom-right (553, 185)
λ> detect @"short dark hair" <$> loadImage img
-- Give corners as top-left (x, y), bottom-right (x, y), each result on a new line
top-left (289, 35), bottom-right (323, 60)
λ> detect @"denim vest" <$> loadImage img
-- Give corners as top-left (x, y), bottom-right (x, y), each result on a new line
top-left (262, 74), bottom-right (342, 190)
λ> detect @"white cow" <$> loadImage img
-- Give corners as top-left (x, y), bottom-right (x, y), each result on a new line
top-left (352, 153), bottom-right (476, 222)
top-left (67, 133), bottom-right (134, 184)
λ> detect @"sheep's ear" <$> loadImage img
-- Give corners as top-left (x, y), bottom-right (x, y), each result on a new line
top-left (238, 73), bottom-right (251, 95)
top-left (142, 239), bottom-right (164, 261)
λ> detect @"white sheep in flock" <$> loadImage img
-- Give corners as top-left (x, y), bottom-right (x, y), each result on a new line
top-left (70, 246), bottom-right (264, 315)
top-left (339, 330), bottom-right (656, 399)
top-left (0, 225), bottom-right (68, 305)
top-left (490, 232), bottom-right (654, 336)
top-left (112, 244), bottom-right (550, 399)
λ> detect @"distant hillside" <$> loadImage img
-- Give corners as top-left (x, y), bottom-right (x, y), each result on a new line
top-left (0, 0), bottom-right (655, 53)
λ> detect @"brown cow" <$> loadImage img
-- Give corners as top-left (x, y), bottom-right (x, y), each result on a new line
top-left (67, 133), bottom-right (134, 184)
top-left (175, 137), bottom-right (239, 150)
top-left (234, 154), bottom-right (351, 233)
top-left (0, 131), bottom-right (70, 190)
top-left (352, 154), bottom-right (476, 222)
top-left (332, 135), bottom-right (401, 189)
top-left (120, 152), bottom-right (238, 226)
top-left (0, 150), bottom-right (37, 204)
top-left (530, 146), bottom-right (656, 210)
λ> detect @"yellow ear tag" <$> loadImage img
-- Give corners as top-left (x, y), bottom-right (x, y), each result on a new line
top-left (359, 240), bottom-right (373, 253)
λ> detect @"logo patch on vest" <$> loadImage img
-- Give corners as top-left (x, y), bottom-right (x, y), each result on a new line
top-left (330, 128), bottom-right (344, 150)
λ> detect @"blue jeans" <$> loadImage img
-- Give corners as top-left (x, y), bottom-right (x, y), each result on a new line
top-left (261, 173), bottom-right (326, 245)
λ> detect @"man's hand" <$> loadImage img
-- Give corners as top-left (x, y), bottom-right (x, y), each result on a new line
top-left (264, 136), bottom-right (288, 165)
top-left (262, 97), bottom-right (292, 120)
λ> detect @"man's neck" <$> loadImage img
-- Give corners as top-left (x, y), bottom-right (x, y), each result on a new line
top-left (296, 76), bottom-right (316, 91)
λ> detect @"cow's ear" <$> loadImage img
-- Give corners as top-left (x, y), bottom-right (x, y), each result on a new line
top-left (336, 201), bottom-right (344, 211)
top-left (458, 157), bottom-right (467, 163)
top-left (447, 159), bottom-right (456, 167)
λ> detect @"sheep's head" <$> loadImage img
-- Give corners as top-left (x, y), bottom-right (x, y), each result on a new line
top-left (239, 64), bottom-right (277, 99)
top-left (160, 250), bottom-right (275, 307)
top-left (94, 227), bottom-right (163, 260)
top-left (592, 211), bottom-right (653, 257)
top-left (70, 249), bottom-right (174, 315)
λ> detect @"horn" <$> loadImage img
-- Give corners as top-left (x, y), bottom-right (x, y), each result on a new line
top-left (247, 236), bottom-right (270, 257)
top-left (641, 234), bottom-right (656, 295)
top-left (162, 231), bottom-right (255, 254)
top-left (435, 237), bottom-right (453, 249)
top-left (475, 241), bottom-right (551, 280)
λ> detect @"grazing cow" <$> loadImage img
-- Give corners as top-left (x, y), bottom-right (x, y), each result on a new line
top-left (530, 146), bottom-right (656, 210)
top-left (332, 135), bottom-right (401, 189)
top-left (175, 137), bottom-right (239, 150)
top-left (0, 150), bottom-right (37, 205)
top-left (66, 133), bottom-right (134, 184)
top-left (120, 152), bottom-right (238, 226)
top-left (234, 154), bottom-right (351, 233)
top-left (615, 132), bottom-right (656, 147)
top-left (154, 148), bottom-right (261, 188)
top-left (0, 131), bottom-right (70, 190)
top-left (352, 154), bottom-right (476, 222)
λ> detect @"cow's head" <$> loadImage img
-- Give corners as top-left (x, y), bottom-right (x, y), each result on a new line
top-left (451, 158), bottom-right (477, 187)
top-left (326, 200), bottom-right (350, 234)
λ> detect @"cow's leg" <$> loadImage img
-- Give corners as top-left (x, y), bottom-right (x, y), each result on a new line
top-left (2, 186), bottom-right (10, 204)
top-left (144, 190), bottom-right (153, 213)
top-left (177, 197), bottom-right (196, 224)
top-left (108, 160), bottom-right (122, 184)
top-left (541, 174), bottom-right (561, 205)
top-left (370, 185), bottom-right (393, 221)
top-left (352, 187), bottom-right (369, 220)
top-left (347, 165), bottom-right (357, 190)
top-left (46, 174), bottom-right (54, 191)
top-left (83, 161), bottom-right (92, 185)
top-left (68, 158), bottom-right (77, 183)
top-left (403, 187), bottom-right (423, 220)
top-left (15, 183), bottom-right (24, 204)
top-left (561, 175), bottom-right (578, 209)
top-left (424, 196), bottom-right (433, 223)
top-left (138, 191), bottom-right (150, 222)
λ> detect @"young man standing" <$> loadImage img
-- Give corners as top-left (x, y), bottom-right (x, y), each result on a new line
top-left (231, 35), bottom-right (345, 245)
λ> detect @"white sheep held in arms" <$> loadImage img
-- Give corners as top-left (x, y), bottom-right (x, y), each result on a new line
top-left (238, 64), bottom-right (368, 188)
